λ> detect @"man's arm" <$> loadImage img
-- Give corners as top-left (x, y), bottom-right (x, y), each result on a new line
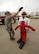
top-left (11, 7), bottom-right (23, 18)
top-left (12, 12), bottom-right (19, 17)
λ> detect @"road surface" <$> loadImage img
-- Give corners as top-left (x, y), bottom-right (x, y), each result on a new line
top-left (0, 19), bottom-right (39, 54)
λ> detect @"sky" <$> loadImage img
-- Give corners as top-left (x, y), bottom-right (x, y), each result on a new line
top-left (0, 0), bottom-right (39, 13)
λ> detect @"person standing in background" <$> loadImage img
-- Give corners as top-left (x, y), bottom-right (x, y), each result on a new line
top-left (18, 11), bottom-right (30, 32)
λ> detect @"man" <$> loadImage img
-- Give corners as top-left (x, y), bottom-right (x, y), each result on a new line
top-left (18, 11), bottom-right (30, 32)
top-left (5, 11), bottom-right (19, 40)
top-left (5, 7), bottom-right (23, 40)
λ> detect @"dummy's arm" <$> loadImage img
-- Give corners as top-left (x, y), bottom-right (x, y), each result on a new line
top-left (15, 25), bottom-right (20, 30)
top-left (25, 25), bottom-right (36, 31)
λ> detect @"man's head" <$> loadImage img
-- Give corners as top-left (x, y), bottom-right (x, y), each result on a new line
top-left (5, 11), bottom-right (11, 16)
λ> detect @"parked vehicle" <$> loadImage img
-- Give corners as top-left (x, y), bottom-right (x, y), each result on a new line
top-left (0, 16), bottom-right (6, 24)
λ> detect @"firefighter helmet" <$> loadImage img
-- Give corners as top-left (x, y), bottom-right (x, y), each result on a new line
top-left (22, 11), bottom-right (27, 15)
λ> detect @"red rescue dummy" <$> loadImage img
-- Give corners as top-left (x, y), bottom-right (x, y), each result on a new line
top-left (15, 21), bottom-right (35, 49)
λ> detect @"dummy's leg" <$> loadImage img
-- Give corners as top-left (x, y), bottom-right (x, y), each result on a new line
top-left (17, 33), bottom-right (22, 44)
top-left (17, 39), bottom-right (22, 44)
top-left (19, 33), bottom-right (26, 49)
top-left (19, 41), bottom-right (25, 49)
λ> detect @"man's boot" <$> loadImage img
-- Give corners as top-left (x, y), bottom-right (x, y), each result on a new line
top-left (10, 33), bottom-right (15, 40)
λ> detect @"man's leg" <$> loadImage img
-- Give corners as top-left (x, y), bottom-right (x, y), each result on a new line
top-left (7, 27), bottom-right (15, 40)
top-left (10, 28), bottom-right (15, 40)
